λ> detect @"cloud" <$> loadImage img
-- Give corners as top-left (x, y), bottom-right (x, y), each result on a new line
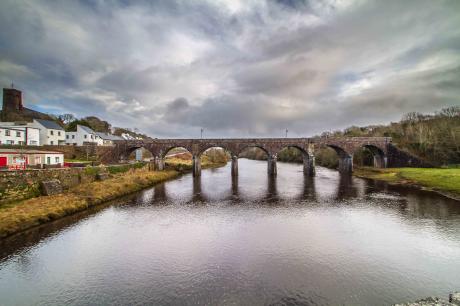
top-left (0, 0), bottom-right (459, 137)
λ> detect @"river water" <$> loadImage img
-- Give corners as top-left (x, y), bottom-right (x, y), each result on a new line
top-left (0, 159), bottom-right (459, 305)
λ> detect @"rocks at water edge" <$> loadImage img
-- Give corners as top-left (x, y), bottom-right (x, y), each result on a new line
top-left (394, 292), bottom-right (460, 306)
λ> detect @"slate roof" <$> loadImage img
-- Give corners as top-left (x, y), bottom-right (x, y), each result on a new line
top-left (0, 148), bottom-right (63, 154)
top-left (95, 132), bottom-right (124, 141)
top-left (79, 125), bottom-right (95, 134)
top-left (35, 119), bottom-right (64, 130)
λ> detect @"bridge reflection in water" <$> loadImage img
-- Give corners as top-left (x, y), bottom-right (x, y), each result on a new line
top-left (152, 169), bottom-right (359, 203)
top-left (147, 159), bottom-right (454, 208)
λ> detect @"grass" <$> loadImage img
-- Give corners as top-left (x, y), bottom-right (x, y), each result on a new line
top-left (64, 159), bottom-right (93, 163)
top-left (354, 167), bottom-right (460, 199)
top-left (0, 168), bottom-right (179, 239)
top-left (165, 155), bottom-right (228, 172)
top-left (107, 162), bottom-right (145, 174)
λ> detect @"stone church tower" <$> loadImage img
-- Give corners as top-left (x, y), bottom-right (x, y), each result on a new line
top-left (2, 88), bottom-right (24, 112)
top-left (1, 87), bottom-right (53, 122)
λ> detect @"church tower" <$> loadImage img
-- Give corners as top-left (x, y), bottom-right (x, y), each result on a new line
top-left (2, 87), bottom-right (24, 112)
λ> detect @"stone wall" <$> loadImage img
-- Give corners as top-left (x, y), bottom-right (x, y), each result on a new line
top-left (0, 163), bottom-right (147, 205)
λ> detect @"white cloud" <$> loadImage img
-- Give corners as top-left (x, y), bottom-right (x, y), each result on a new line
top-left (0, 0), bottom-right (459, 137)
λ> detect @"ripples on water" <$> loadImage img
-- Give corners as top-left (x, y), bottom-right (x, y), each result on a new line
top-left (0, 159), bottom-right (460, 305)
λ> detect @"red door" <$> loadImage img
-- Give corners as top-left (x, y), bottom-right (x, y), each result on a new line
top-left (0, 157), bottom-right (7, 167)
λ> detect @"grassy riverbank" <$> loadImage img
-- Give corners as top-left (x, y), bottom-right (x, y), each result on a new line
top-left (354, 167), bottom-right (460, 200)
top-left (0, 169), bottom-right (180, 239)
top-left (0, 157), bottom-right (229, 239)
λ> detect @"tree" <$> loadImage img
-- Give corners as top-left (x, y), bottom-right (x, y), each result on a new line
top-left (58, 113), bottom-right (76, 125)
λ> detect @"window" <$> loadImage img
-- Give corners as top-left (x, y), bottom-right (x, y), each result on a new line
top-left (50, 141), bottom-right (54, 145)
top-left (50, 130), bottom-right (54, 136)
top-left (16, 131), bottom-right (21, 137)
top-left (66, 135), bottom-right (69, 139)
top-left (5, 130), bottom-right (10, 136)
top-left (84, 135), bottom-right (87, 139)
top-left (91, 135), bottom-right (94, 139)
top-left (58, 131), bottom-right (61, 136)
top-left (7, 140), bottom-right (14, 144)
top-left (18, 141), bottom-right (25, 145)
top-left (29, 141), bottom-right (37, 145)
top-left (72, 135), bottom-right (75, 139)
top-left (55, 157), bottom-right (60, 163)
top-left (47, 157), bottom-right (51, 164)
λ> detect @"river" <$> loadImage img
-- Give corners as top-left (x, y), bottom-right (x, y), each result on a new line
top-left (0, 159), bottom-right (459, 305)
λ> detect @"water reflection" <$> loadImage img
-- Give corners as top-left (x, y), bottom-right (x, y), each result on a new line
top-left (147, 164), bottom-right (393, 206)
top-left (0, 159), bottom-right (459, 306)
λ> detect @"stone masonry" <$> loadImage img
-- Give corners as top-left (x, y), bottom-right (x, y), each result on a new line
top-left (103, 137), bottom-right (395, 177)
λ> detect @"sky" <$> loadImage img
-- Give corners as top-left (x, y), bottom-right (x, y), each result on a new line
top-left (0, 0), bottom-right (459, 138)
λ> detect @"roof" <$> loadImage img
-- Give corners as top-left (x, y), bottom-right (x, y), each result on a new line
top-left (95, 132), bottom-right (124, 141)
top-left (79, 125), bottom-right (95, 134)
top-left (34, 119), bottom-right (64, 130)
top-left (0, 148), bottom-right (63, 154)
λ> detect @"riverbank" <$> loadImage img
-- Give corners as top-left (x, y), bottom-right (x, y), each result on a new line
top-left (0, 158), bottom-right (228, 239)
top-left (354, 167), bottom-right (460, 201)
top-left (0, 168), bottom-right (180, 239)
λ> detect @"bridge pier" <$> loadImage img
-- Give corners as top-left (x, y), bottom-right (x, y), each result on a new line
top-left (231, 155), bottom-right (238, 176)
top-left (338, 155), bottom-right (353, 174)
top-left (192, 155), bottom-right (201, 177)
top-left (303, 155), bottom-right (316, 176)
top-left (374, 155), bottom-right (387, 168)
top-left (154, 156), bottom-right (165, 171)
top-left (267, 155), bottom-right (277, 176)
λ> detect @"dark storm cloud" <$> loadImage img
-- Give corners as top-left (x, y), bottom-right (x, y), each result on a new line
top-left (0, 0), bottom-right (459, 137)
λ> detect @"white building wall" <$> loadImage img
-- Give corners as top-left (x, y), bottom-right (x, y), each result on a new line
top-left (65, 132), bottom-right (78, 145)
top-left (0, 151), bottom-right (64, 167)
top-left (29, 120), bottom-right (66, 146)
top-left (65, 125), bottom-right (105, 146)
top-left (0, 127), bottom-right (26, 145)
top-left (44, 153), bottom-right (64, 165)
top-left (26, 127), bottom-right (40, 145)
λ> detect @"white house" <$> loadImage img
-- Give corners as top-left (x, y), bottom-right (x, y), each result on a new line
top-left (0, 148), bottom-right (64, 169)
top-left (120, 132), bottom-right (135, 140)
top-left (0, 125), bottom-right (40, 145)
top-left (66, 125), bottom-right (103, 146)
top-left (29, 119), bottom-right (66, 145)
top-left (95, 132), bottom-right (124, 146)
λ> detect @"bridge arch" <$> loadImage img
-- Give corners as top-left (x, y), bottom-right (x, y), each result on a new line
top-left (237, 145), bottom-right (277, 176)
top-left (275, 145), bottom-right (315, 176)
top-left (326, 144), bottom-right (353, 174)
top-left (275, 145), bottom-right (308, 158)
top-left (121, 145), bottom-right (155, 162)
top-left (355, 144), bottom-right (387, 168)
top-left (198, 145), bottom-right (234, 158)
top-left (161, 146), bottom-right (192, 159)
top-left (237, 145), bottom-right (270, 158)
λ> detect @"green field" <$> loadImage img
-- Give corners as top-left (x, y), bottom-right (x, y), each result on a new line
top-left (354, 167), bottom-right (460, 198)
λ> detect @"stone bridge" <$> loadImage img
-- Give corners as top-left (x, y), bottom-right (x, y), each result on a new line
top-left (103, 137), bottom-right (392, 177)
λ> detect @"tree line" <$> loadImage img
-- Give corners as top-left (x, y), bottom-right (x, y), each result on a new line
top-left (243, 106), bottom-right (460, 167)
